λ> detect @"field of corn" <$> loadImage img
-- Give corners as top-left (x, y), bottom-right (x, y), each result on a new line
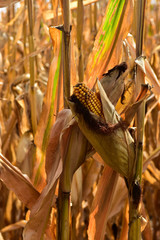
top-left (0, 0), bottom-right (160, 239)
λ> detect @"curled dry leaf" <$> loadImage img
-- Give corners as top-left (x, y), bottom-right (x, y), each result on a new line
top-left (124, 34), bottom-right (160, 98)
top-left (145, 59), bottom-right (160, 98)
top-left (115, 79), bottom-right (135, 116)
top-left (0, 220), bottom-right (27, 233)
top-left (0, 153), bottom-right (40, 209)
top-left (121, 84), bottom-right (151, 124)
top-left (16, 132), bottom-right (34, 177)
top-left (100, 62), bottom-right (127, 106)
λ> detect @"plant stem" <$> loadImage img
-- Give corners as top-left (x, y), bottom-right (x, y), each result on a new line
top-left (27, 0), bottom-right (37, 136)
top-left (58, 187), bottom-right (70, 240)
top-left (128, 0), bottom-right (146, 239)
top-left (135, 0), bottom-right (146, 183)
top-left (61, 192), bottom-right (70, 240)
top-left (62, 0), bottom-right (71, 108)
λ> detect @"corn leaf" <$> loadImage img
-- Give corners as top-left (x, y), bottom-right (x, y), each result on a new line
top-left (88, 167), bottom-right (127, 240)
top-left (0, 153), bottom-right (40, 209)
top-left (85, 0), bottom-right (133, 87)
top-left (88, 167), bottom-right (119, 240)
top-left (34, 27), bottom-right (62, 185)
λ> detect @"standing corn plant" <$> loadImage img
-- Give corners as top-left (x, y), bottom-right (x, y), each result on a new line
top-left (1, 0), bottom-right (160, 240)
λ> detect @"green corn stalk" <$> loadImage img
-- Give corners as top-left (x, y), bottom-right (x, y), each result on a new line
top-left (128, 0), bottom-right (146, 239)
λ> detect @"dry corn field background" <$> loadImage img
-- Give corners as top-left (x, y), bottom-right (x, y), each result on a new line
top-left (1, 0), bottom-right (160, 240)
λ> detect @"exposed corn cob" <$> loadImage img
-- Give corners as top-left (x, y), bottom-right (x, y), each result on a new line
top-left (73, 83), bottom-right (104, 118)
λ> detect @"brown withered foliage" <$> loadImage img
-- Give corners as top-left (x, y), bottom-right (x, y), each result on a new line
top-left (0, 1), bottom-right (160, 240)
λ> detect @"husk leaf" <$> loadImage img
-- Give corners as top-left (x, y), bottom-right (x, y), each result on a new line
top-left (69, 81), bottom-right (135, 178)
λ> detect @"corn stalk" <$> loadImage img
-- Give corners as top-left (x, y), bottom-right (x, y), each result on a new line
top-left (27, 0), bottom-right (37, 136)
top-left (62, 0), bottom-right (71, 108)
top-left (128, 0), bottom-right (146, 239)
top-left (58, 1), bottom-right (71, 239)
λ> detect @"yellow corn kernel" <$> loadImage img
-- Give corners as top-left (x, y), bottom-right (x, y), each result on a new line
top-left (73, 83), bottom-right (104, 117)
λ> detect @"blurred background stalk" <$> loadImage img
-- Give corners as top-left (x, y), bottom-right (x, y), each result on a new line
top-left (27, 0), bottom-right (37, 136)
top-left (77, 0), bottom-right (84, 82)
top-left (128, 0), bottom-right (146, 239)
top-left (23, 0), bottom-right (28, 73)
top-left (93, 3), bottom-right (97, 34)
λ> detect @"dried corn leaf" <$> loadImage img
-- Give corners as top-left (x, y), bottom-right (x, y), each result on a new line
top-left (60, 120), bottom-right (88, 192)
top-left (121, 84), bottom-right (151, 124)
top-left (23, 160), bottom-right (62, 240)
top-left (82, 157), bottom-right (101, 201)
top-left (45, 110), bottom-right (72, 180)
top-left (100, 62), bottom-right (127, 106)
top-left (88, 170), bottom-right (128, 240)
top-left (115, 78), bottom-right (135, 115)
top-left (1, 220), bottom-right (27, 233)
top-left (124, 34), bottom-right (160, 98)
top-left (88, 166), bottom-right (119, 240)
top-left (16, 132), bottom-right (34, 178)
top-left (0, 153), bottom-right (40, 209)
top-left (145, 59), bottom-right (160, 98)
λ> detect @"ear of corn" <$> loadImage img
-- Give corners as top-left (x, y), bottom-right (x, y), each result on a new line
top-left (73, 83), bottom-right (104, 118)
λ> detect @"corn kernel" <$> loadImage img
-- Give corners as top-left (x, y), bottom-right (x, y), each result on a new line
top-left (73, 83), bottom-right (104, 117)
